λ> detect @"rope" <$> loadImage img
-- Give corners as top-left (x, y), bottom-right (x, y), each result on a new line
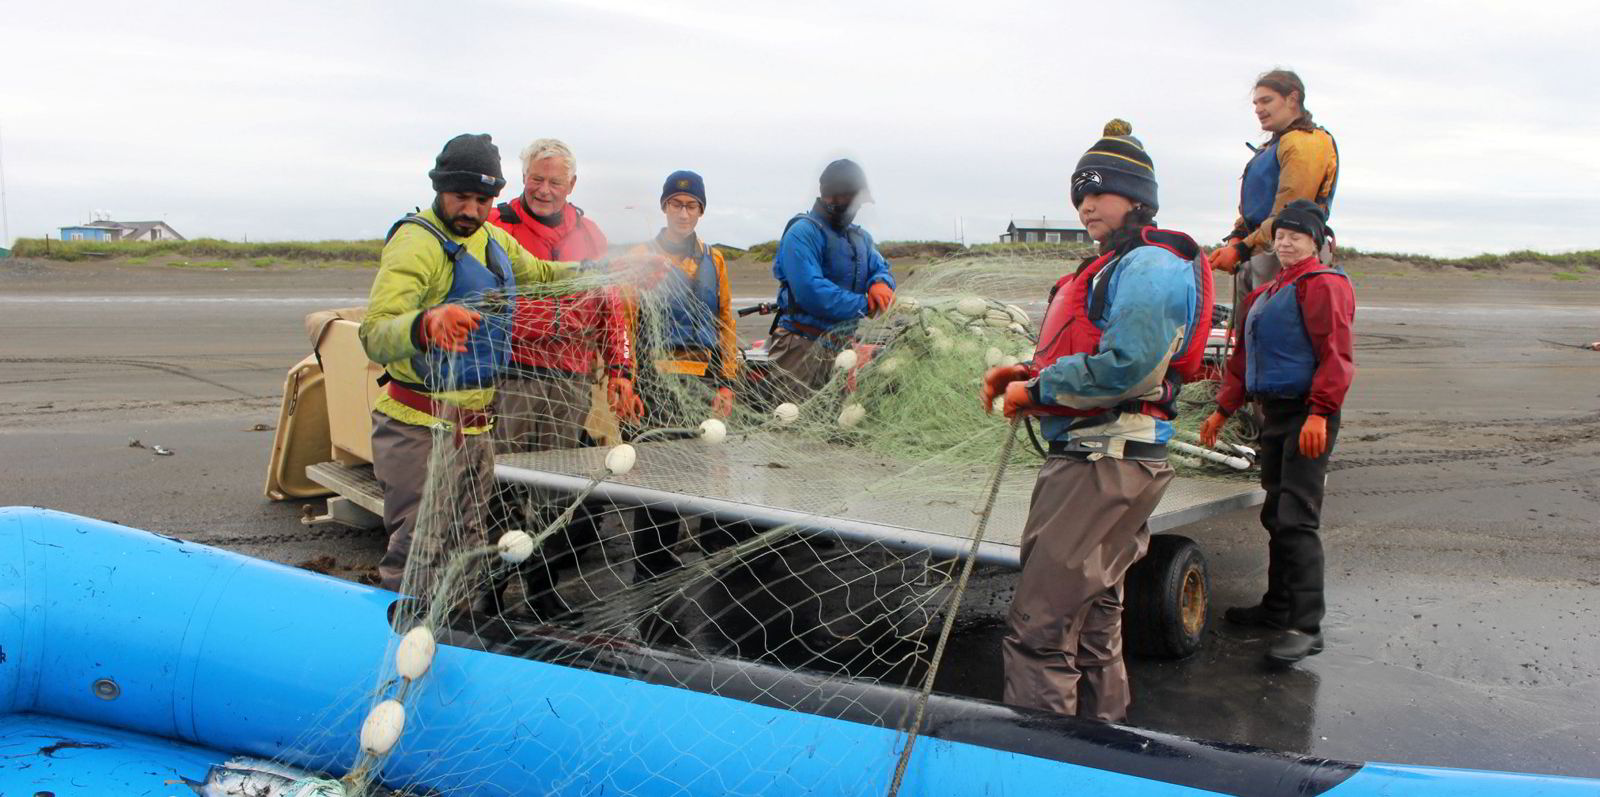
top-left (885, 416), bottom-right (1020, 797)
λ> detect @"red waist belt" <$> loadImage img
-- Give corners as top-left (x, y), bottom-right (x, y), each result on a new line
top-left (385, 382), bottom-right (493, 429)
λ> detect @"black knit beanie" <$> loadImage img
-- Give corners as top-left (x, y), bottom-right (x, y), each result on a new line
top-left (1070, 119), bottom-right (1158, 211)
top-left (1274, 199), bottom-right (1329, 248)
top-left (428, 133), bottom-right (507, 197)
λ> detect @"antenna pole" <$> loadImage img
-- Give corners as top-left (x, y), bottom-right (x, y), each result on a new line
top-left (0, 120), bottom-right (11, 248)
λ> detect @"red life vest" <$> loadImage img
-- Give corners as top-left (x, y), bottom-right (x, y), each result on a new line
top-left (488, 200), bottom-right (622, 373)
top-left (491, 199), bottom-right (608, 261)
top-left (1029, 227), bottom-right (1214, 417)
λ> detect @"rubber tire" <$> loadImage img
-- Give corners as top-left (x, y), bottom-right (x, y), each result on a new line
top-left (1124, 535), bottom-right (1209, 659)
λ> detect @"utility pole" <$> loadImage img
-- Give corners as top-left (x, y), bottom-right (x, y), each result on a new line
top-left (0, 120), bottom-right (11, 249)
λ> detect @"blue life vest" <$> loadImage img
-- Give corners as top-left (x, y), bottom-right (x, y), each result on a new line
top-left (660, 242), bottom-right (722, 351)
top-left (1239, 141), bottom-right (1281, 229)
top-left (775, 210), bottom-right (870, 337)
top-left (1244, 268), bottom-right (1346, 397)
top-left (1239, 128), bottom-right (1341, 232)
top-left (388, 215), bottom-right (517, 391)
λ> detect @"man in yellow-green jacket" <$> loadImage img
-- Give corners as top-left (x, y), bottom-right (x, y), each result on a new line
top-left (361, 133), bottom-right (595, 594)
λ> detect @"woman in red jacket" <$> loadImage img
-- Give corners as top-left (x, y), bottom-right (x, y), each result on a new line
top-left (1201, 200), bottom-right (1355, 665)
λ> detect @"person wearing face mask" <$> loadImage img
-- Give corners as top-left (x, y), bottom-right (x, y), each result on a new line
top-left (1200, 199), bottom-right (1355, 666)
top-left (1210, 69), bottom-right (1340, 294)
top-left (767, 159), bottom-right (896, 396)
top-left (978, 121), bottom-right (1212, 722)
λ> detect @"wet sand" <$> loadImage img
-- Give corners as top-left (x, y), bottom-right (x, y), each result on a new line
top-left (1, 256), bottom-right (1596, 776)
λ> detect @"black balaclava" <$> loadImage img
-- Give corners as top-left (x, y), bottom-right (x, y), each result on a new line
top-left (816, 159), bottom-right (870, 229)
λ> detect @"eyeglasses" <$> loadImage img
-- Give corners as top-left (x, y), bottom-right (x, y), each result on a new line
top-left (666, 200), bottom-right (702, 214)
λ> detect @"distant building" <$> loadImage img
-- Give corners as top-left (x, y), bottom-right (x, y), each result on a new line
top-left (1000, 218), bottom-right (1088, 244)
top-left (58, 218), bottom-right (185, 243)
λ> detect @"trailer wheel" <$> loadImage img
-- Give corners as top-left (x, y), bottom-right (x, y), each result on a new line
top-left (1124, 535), bottom-right (1209, 659)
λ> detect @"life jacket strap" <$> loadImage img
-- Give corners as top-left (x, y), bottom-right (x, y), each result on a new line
top-left (385, 381), bottom-right (492, 429)
top-left (1048, 437), bottom-right (1169, 462)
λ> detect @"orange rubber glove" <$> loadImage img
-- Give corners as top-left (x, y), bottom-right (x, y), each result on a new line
top-left (979, 364), bottom-right (1029, 413)
top-left (1001, 380), bottom-right (1037, 419)
top-left (419, 304), bottom-right (481, 353)
top-left (606, 376), bottom-right (644, 423)
top-left (711, 386), bottom-right (735, 418)
top-left (866, 282), bottom-right (895, 317)
top-left (1298, 414), bottom-right (1329, 459)
top-left (1199, 410), bottom-right (1226, 447)
top-left (1209, 241), bottom-right (1244, 274)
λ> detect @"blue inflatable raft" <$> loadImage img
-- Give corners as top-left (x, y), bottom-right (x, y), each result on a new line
top-left (1, 507), bottom-right (1594, 796)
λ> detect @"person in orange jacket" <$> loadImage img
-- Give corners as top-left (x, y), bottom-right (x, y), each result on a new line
top-left (626, 170), bottom-right (739, 422)
top-left (624, 170), bottom-right (748, 588)
top-left (1210, 69), bottom-right (1340, 295)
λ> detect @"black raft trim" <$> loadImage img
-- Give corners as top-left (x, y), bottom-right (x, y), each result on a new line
top-left (441, 618), bottom-right (1361, 797)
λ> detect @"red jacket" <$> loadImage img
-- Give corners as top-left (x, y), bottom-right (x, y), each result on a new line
top-left (1218, 255), bottom-right (1355, 416)
top-left (488, 199), bottom-right (631, 375)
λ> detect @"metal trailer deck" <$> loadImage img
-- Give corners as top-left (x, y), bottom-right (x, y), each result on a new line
top-left (495, 433), bottom-right (1264, 570)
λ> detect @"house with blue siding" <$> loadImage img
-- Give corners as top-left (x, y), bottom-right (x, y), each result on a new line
top-left (58, 218), bottom-right (184, 242)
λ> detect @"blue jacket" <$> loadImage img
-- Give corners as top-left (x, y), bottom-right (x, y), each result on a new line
top-left (773, 208), bottom-right (894, 340)
top-left (1033, 244), bottom-right (1198, 452)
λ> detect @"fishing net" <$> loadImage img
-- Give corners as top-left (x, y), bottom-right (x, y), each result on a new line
top-left (295, 248), bottom-right (1257, 796)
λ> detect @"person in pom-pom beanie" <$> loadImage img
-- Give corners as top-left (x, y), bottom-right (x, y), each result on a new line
top-left (980, 119), bottom-right (1212, 722)
top-left (1201, 198), bottom-right (1356, 666)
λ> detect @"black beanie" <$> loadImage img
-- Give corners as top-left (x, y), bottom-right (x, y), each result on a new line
top-left (1070, 119), bottom-right (1158, 211)
top-left (428, 134), bottom-right (507, 197)
top-left (1274, 199), bottom-right (1329, 248)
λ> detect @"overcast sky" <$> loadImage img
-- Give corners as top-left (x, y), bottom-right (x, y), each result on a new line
top-left (3, 1), bottom-right (1596, 255)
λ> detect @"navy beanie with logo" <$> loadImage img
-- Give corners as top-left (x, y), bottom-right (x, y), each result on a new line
top-left (661, 170), bottom-right (707, 209)
top-left (1070, 119), bottom-right (1158, 211)
top-left (429, 133), bottom-right (507, 197)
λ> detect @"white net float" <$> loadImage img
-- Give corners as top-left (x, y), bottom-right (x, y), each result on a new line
top-left (359, 699), bottom-right (407, 756)
top-left (699, 418), bottom-right (727, 444)
top-left (497, 530), bottom-right (534, 564)
top-left (395, 626), bottom-right (436, 681)
top-left (605, 444), bottom-right (637, 476)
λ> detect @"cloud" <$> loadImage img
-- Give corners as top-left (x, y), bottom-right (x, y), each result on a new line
top-left (3, 0), bottom-right (1596, 255)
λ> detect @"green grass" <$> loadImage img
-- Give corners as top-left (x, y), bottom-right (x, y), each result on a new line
top-left (10, 237), bottom-right (384, 263)
top-left (734, 238), bottom-right (1090, 263)
top-left (126, 256), bottom-right (148, 265)
top-left (1552, 271), bottom-right (1582, 281)
top-left (1341, 247), bottom-right (1600, 271)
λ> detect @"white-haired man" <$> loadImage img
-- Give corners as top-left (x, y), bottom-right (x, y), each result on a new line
top-left (488, 138), bottom-right (634, 619)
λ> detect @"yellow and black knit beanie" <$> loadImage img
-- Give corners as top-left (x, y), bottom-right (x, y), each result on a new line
top-left (1070, 119), bottom-right (1158, 211)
